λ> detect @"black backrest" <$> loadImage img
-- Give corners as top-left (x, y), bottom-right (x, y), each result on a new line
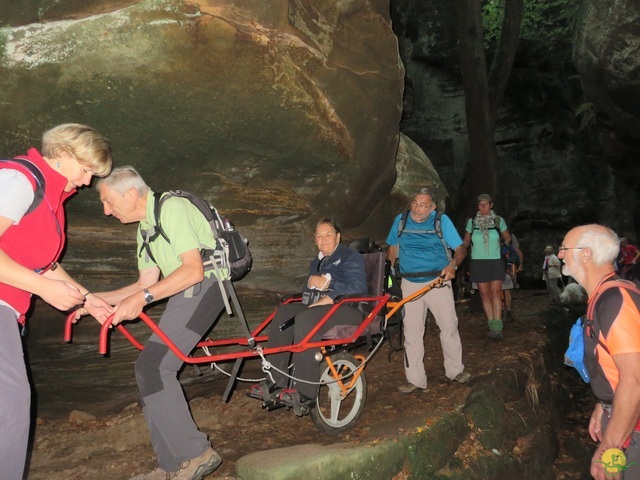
top-left (362, 251), bottom-right (386, 297)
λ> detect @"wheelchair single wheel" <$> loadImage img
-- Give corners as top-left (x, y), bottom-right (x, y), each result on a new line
top-left (310, 351), bottom-right (367, 434)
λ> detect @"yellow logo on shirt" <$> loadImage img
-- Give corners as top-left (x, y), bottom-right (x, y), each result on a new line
top-left (596, 448), bottom-right (636, 477)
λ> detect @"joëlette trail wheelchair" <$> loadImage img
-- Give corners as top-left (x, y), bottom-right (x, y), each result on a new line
top-left (64, 239), bottom-right (445, 434)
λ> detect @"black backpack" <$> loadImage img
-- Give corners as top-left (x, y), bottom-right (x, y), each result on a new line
top-left (140, 190), bottom-right (252, 281)
top-left (0, 158), bottom-right (46, 215)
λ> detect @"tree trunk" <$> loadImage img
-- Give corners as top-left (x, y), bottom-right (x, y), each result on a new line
top-left (488, 0), bottom-right (524, 124)
top-left (455, 0), bottom-right (497, 226)
top-left (454, 0), bottom-right (523, 227)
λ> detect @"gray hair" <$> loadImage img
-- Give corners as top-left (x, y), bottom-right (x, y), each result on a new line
top-left (415, 187), bottom-right (437, 204)
top-left (574, 224), bottom-right (620, 266)
top-left (97, 166), bottom-right (149, 196)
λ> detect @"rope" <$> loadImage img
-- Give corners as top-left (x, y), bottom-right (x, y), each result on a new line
top-left (203, 331), bottom-right (387, 386)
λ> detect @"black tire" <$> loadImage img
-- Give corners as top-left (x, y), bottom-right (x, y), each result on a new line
top-left (310, 351), bottom-right (367, 434)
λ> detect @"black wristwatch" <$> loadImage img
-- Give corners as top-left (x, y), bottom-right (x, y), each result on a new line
top-left (143, 288), bottom-right (154, 305)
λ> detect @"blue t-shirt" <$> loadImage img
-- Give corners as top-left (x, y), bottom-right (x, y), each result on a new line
top-left (386, 211), bottom-right (463, 283)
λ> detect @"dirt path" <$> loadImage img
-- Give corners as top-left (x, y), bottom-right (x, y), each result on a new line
top-left (25, 290), bottom-right (593, 479)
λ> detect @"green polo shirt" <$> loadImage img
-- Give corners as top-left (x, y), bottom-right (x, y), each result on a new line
top-left (137, 191), bottom-right (219, 278)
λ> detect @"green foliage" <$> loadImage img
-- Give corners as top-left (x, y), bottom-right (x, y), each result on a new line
top-left (482, 0), bottom-right (582, 45)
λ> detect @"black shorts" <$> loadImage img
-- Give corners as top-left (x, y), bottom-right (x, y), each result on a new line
top-left (470, 258), bottom-right (506, 284)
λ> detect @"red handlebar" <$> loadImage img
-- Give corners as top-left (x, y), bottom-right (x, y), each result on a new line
top-left (64, 312), bottom-right (75, 343)
top-left (64, 311), bottom-right (144, 353)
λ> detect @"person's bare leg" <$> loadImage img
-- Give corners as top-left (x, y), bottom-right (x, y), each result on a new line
top-left (477, 282), bottom-right (494, 321)
top-left (490, 280), bottom-right (503, 320)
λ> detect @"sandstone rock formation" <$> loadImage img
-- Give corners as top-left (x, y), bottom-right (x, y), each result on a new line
top-left (0, 0), bottom-right (403, 230)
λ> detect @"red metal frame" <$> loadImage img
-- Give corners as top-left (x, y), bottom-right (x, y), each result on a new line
top-left (64, 277), bottom-right (444, 365)
top-left (65, 294), bottom-right (390, 364)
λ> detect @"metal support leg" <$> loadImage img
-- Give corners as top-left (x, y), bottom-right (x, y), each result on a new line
top-left (222, 357), bottom-right (244, 403)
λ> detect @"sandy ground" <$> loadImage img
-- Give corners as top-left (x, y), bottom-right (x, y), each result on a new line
top-left (24, 289), bottom-right (594, 479)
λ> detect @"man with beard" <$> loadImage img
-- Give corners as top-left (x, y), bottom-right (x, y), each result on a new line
top-left (559, 225), bottom-right (640, 480)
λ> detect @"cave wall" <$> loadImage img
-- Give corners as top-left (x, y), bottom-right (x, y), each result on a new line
top-left (2, 0), bottom-right (640, 290)
top-left (0, 0), bottom-right (403, 226)
top-left (0, 0), bottom-right (413, 289)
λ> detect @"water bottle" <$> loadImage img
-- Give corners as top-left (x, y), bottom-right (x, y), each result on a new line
top-left (223, 219), bottom-right (234, 231)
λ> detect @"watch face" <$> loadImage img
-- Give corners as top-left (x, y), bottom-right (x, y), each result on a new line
top-left (144, 289), bottom-right (153, 304)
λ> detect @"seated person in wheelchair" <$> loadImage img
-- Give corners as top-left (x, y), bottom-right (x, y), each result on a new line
top-left (251, 216), bottom-right (367, 410)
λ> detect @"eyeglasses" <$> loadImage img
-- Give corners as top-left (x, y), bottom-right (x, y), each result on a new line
top-left (558, 247), bottom-right (585, 252)
top-left (411, 200), bottom-right (433, 211)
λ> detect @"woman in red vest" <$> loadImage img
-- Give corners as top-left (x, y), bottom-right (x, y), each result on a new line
top-left (0, 123), bottom-right (114, 480)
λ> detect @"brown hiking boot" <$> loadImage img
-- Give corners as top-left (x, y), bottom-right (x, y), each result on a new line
top-left (173, 447), bottom-right (222, 480)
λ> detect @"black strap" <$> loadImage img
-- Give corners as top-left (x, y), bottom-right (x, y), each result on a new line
top-left (138, 193), bottom-right (169, 264)
top-left (0, 158), bottom-right (46, 214)
top-left (398, 270), bottom-right (442, 278)
top-left (585, 278), bottom-right (640, 355)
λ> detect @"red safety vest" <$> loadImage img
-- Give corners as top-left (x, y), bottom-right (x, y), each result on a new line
top-left (0, 148), bottom-right (74, 322)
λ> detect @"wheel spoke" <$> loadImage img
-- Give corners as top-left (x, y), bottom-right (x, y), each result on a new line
top-left (310, 352), bottom-right (367, 433)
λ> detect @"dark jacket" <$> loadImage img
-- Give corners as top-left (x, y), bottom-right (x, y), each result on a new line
top-left (303, 244), bottom-right (367, 302)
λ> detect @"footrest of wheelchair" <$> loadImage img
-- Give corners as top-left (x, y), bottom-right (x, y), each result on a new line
top-left (261, 398), bottom-right (287, 412)
top-left (274, 389), bottom-right (315, 417)
top-left (246, 390), bottom-right (264, 402)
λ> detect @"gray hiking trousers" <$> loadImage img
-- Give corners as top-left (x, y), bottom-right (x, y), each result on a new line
top-left (601, 404), bottom-right (640, 479)
top-left (135, 275), bottom-right (225, 472)
top-left (0, 306), bottom-right (30, 480)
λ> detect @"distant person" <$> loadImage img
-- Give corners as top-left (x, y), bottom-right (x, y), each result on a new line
top-left (91, 167), bottom-right (224, 480)
top-left (0, 123), bottom-right (114, 480)
top-left (463, 194), bottom-right (511, 339)
top-left (559, 225), bottom-right (640, 480)
top-left (617, 237), bottom-right (640, 281)
top-left (250, 217), bottom-right (366, 411)
top-left (542, 245), bottom-right (562, 302)
top-left (501, 233), bottom-right (523, 322)
top-left (386, 187), bottom-right (470, 394)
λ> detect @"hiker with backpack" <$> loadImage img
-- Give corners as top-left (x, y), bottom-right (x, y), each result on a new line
top-left (0, 123), bottom-right (114, 480)
top-left (559, 225), bottom-right (640, 480)
top-left (543, 245), bottom-right (563, 302)
top-left (84, 166), bottom-right (224, 480)
top-left (617, 237), bottom-right (640, 281)
top-left (462, 194), bottom-right (512, 340)
top-left (385, 187), bottom-right (470, 395)
top-left (501, 233), bottom-right (523, 322)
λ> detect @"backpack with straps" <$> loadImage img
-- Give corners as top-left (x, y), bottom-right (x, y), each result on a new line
top-left (0, 158), bottom-right (46, 215)
top-left (585, 279), bottom-right (640, 354)
top-left (395, 210), bottom-right (452, 278)
top-left (139, 190), bottom-right (252, 281)
top-left (564, 278), bottom-right (640, 382)
top-left (501, 241), bottom-right (520, 266)
top-left (469, 214), bottom-right (502, 244)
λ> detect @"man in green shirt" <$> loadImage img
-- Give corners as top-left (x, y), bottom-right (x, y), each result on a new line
top-left (95, 166), bottom-right (223, 480)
